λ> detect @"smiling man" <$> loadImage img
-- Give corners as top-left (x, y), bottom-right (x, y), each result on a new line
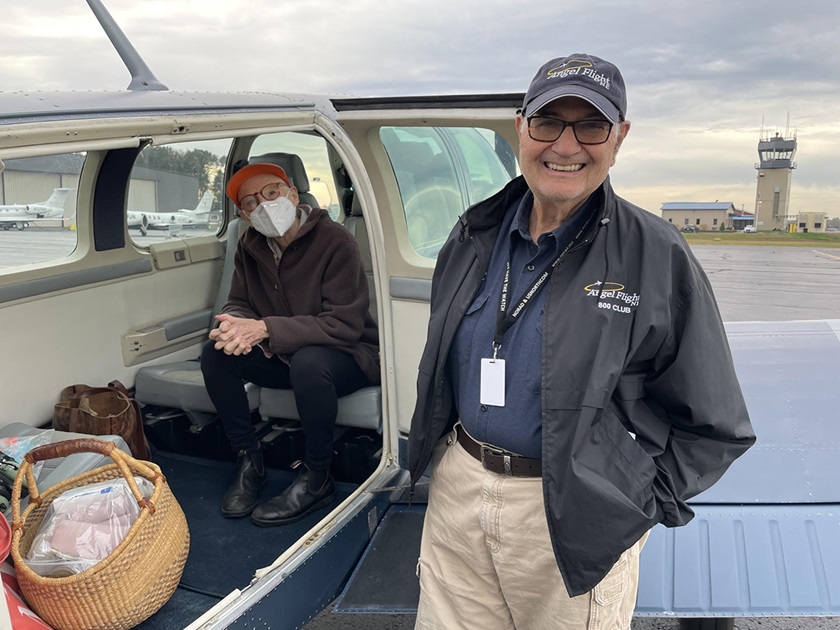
top-left (408, 54), bottom-right (755, 629)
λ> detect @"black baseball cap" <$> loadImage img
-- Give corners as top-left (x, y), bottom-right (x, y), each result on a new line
top-left (522, 53), bottom-right (627, 123)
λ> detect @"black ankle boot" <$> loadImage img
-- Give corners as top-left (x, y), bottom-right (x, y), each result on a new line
top-left (221, 447), bottom-right (267, 518)
top-left (251, 462), bottom-right (335, 527)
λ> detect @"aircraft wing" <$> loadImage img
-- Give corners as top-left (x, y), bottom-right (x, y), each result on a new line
top-left (636, 319), bottom-right (840, 617)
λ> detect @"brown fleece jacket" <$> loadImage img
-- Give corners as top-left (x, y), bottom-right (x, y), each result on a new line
top-left (222, 207), bottom-right (380, 384)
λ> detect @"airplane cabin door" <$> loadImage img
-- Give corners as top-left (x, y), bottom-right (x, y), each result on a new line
top-left (330, 96), bottom-right (522, 455)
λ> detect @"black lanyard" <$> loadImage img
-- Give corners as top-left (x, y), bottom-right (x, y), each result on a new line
top-left (493, 211), bottom-right (594, 356)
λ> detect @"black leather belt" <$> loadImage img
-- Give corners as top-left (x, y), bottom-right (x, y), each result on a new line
top-left (456, 425), bottom-right (542, 477)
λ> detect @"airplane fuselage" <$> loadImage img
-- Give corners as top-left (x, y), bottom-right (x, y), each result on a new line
top-left (0, 190), bottom-right (71, 230)
top-left (127, 191), bottom-right (215, 233)
top-left (0, 204), bottom-right (64, 219)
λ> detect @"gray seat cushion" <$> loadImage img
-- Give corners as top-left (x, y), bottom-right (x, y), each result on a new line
top-left (259, 386), bottom-right (382, 430)
top-left (134, 360), bottom-right (260, 413)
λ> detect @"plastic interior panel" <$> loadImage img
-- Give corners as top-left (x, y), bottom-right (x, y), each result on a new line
top-left (259, 386), bottom-right (382, 430)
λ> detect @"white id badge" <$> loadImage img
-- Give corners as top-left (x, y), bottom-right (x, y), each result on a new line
top-left (480, 358), bottom-right (506, 407)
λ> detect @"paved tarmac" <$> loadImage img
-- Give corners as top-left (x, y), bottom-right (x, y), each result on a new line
top-left (689, 245), bottom-right (840, 322)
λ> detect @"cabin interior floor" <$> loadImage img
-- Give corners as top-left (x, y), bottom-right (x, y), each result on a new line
top-left (135, 449), bottom-right (360, 630)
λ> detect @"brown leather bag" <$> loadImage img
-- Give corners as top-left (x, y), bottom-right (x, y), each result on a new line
top-left (53, 380), bottom-right (151, 460)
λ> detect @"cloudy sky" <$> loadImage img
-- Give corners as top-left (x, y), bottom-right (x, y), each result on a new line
top-left (3, 0), bottom-right (839, 215)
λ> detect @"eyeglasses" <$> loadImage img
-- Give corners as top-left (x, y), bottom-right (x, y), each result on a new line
top-left (526, 116), bottom-right (614, 145)
top-left (237, 182), bottom-right (288, 213)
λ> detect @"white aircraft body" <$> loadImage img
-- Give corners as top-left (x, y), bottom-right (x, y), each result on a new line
top-left (127, 190), bottom-right (215, 235)
top-left (0, 188), bottom-right (73, 230)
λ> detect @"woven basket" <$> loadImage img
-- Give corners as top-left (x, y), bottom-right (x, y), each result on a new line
top-left (9, 438), bottom-right (190, 630)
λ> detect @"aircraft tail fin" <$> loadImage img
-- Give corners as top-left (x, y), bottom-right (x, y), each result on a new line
top-left (194, 190), bottom-right (214, 214)
top-left (42, 188), bottom-right (73, 210)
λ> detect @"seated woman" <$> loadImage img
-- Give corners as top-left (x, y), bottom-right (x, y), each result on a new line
top-left (200, 162), bottom-right (379, 526)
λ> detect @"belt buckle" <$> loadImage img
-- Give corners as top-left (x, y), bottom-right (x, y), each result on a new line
top-left (480, 445), bottom-right (513, 476)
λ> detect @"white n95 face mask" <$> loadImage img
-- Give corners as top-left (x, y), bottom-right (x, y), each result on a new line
top-left (248, 192), bottom-right (297, 238)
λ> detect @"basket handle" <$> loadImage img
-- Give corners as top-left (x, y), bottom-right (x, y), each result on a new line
top-left (11, 438), bottom-right (161, 527)
top-left (26, 437), bottom-right (117, 462)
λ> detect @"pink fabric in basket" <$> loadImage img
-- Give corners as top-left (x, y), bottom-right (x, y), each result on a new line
top-left (49, 512), bottom-right (134, 560)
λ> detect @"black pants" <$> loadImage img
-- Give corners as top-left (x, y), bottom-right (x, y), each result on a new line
top-left (200, 342), bottom-right (370, 471)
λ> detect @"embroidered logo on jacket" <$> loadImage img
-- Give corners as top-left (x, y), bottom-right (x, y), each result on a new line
top-left (583, 282), bottom-right (640, 315)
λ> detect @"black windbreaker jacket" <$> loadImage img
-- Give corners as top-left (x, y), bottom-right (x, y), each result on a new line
top-left (408, 176), bottom-right (755, 596)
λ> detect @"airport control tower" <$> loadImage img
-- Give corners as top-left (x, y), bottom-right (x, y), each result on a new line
top-left (754, 130), bottom-right (797, 231)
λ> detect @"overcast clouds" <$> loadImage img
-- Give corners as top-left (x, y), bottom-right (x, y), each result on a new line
top-left (3, 0), bottom-right (839, 215)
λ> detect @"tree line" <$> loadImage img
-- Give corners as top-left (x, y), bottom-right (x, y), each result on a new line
top-left (136, 146), bottom-right (224, 211)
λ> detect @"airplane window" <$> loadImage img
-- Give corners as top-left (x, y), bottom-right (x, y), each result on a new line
top-left (0, 154), bottom-right (81, 268)
top-left (380, 126), bottom-right (515, 259)
top-left (127, 139), bottom-right (230, 244)
top-left (249, 132), bottom-right (340, 220)
top-left (448, 128), bottom-right (513, 203)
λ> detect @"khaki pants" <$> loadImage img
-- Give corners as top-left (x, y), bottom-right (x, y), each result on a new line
top-left (416, 431), bottom-right (648, 630)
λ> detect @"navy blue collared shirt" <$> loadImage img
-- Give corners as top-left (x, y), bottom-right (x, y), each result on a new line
top-left (450, 191), bottom-right (595, 458)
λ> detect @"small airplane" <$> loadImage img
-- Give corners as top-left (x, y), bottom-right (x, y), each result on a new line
top-left (0, 188), bottom-right (73, 231)
top-left (2, 2), bottom-right (838, 630)
top-left (127, 190), bottom-right (216, 235)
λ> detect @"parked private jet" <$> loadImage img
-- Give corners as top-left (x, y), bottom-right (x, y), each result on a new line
top-left (0, 188), bottom-right (73, 231)
top-left (127, 190), bottom-right (216, 235)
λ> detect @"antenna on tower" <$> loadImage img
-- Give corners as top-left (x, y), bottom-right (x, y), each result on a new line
top-left (760, 115), bottom-right (765, 140)
top-left (785, 112), bottom-right (790, 138)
